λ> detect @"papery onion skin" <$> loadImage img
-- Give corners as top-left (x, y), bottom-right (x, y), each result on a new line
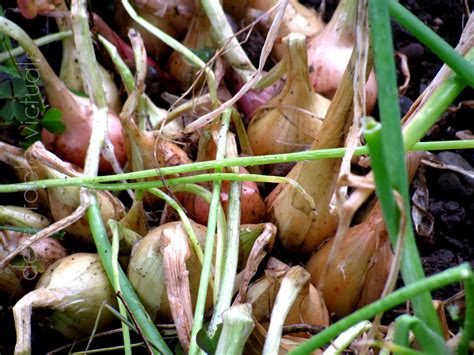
top-left (247, 33), bottom-right (330, 157)
top-left (305, 209), bottom-right (387, 317)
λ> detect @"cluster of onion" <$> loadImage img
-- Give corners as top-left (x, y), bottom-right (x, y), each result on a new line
top-left (1, 0), bottom-right (390, 353)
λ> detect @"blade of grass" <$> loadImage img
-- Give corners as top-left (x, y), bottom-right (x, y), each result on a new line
top-left (458, 275), bottom-right (474, 354)
top-left (393, 315), bottom-right (449, 354)
top-left (289, 263), bottom-right (472, 354)
top-left (0, 31), bottom-right (72, 62)
top-left (189, 108), bottom-right (232, 355)
top-left (368, 0), bottom-right (441, 334)
top-left (388, 0), bottom-right (474, 87)
top-left (87, 198), bottom-right (171, 354)
top-left (110, 221), bottom-right (132, 355)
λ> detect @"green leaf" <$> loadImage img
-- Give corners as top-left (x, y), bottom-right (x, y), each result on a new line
top-left (12, 100), bottom-right (28, 122)
top-left (196, 324), bottom-right (222, 355)
top-left (0, 65), bottom-right (20, 78)
top-left (41, 107), bottom-right (65, 134)
top-left (12, 77), bottom-right (28, 98)
top-left (0, 100), bottom-right (15, 121)
top-left (0, 80), bottom-right (12, 98)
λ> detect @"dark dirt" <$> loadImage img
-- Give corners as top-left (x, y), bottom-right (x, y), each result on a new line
top-left (0, 0), bottom-right (473, 353)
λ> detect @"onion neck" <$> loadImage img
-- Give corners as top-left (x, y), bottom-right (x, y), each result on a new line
top-left (285, 34), bottom-right (314, 96)
top-left (323, 0), bottom-right (358, 46)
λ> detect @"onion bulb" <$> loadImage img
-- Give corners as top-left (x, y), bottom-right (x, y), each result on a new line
top-left (247, 33), bottom-right (330, 156)
top-left (305, 207), bottom-right (392, 317)
top-left (13, 253), bottom-right (117, 354)
top-left (128, 220), bottom-right (212, 321)
top-left (0, 17), bottom-right (126, 173)
top-left (307, 0), bottom-right (377, 112)
top-left (16, 0), bottom-right (63, 19)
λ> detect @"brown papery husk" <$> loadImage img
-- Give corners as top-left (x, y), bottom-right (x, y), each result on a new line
top-left (306, 153), bottom-right (422, 317)
top-left (224, 0), bottom-right (324, 61)
top-left (168, 3), bottom-right (215, 90)
top-left (245, 258), bottom-right (329, 333)
top-left (160, 224), bottom-right (193, 351)
top-left (247, 33), bottom-right (330, 157)
top-left (266, 48), bottom-right (360, 255)
top-left (244, 314), bottom-right (324, 354)
top-left (356, 229), bottom-right (393, 309)
top-left (114, 1), bottom-right (192, 59)
top-left (305, 206), bottom-right (388, 317)
top-left (13, 253), bottom-right (118, 354)
top-left (307, 0), bottom-right (377, 112)
top-left (127, 220), bottom-right (213, 321)
top-left (26, 143), bottom-right (125, 245)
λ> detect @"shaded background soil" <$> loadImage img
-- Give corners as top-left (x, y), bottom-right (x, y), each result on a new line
top-left (0, 0), bottom-right (473, 353)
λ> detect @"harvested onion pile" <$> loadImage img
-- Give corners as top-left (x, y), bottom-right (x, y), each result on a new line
top-left (0, 0), bottom-right (470, 354)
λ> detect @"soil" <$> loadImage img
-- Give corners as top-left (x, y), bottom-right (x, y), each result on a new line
top-left (0, 0), bottom-right (473, 353)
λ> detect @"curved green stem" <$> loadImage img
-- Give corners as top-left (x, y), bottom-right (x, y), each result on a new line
top-left (389, 0), bottom-right (474, 87)
top-left (0, 30), bottom-right (72, 62)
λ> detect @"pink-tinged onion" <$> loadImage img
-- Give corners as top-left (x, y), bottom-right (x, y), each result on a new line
top-left (0, 16), bottom-right (126, 173)
top-left (92, 13), bottom-right (162, 75)
top-left (227, 70), bottom-right (284, 120)
top-left (307, 0), bottom-right (377, 112)
top-left (180, 166), bottom-right (266, 225)
top-left (41, 95), bottom-right (126, 172)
